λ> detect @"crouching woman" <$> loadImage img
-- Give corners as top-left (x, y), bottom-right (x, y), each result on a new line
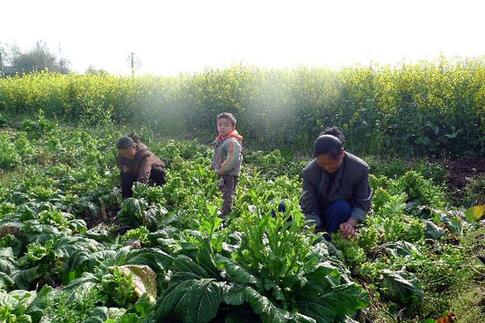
top-left (116, 134), bottom-right (166, 198)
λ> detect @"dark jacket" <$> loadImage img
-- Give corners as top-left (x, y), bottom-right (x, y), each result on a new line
top-left (118, 143), bottom-right (165, 183)
top-left (300, 152), bottom-right (372, 227)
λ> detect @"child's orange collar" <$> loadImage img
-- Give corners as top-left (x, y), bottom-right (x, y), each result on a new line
top-left (216, 130), bottom-right (243, 142)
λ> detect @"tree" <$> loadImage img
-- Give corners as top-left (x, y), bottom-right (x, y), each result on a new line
top-left (85, 65), bottom-right (109, 75)
top-left (10, 40), bottom-right (70, 74)
top-left (0, 42), bottom-right (7, 77)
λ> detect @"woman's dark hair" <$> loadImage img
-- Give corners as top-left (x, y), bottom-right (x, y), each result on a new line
top-left (128, 133), bottom-right (140, 144)
top-left (116, 133), bottom-right (140, 150)
top-left (314, 127), bottom-right (345, 159)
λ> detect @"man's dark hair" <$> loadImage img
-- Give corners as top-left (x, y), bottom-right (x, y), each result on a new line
top-left (321, 126), bottom-right (345, 144)
top-left (217, 112), bottom-right (237, 127)
top-left (314, 127), bottom-right (345, 159)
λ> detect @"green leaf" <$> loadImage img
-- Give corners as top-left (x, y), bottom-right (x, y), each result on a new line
top-left (115, 248), bottom-right (174, 273)
top-left (0, 247), bottom-right (17, 274)
top-left (131, 293), bottom-right (154, 318)
top-left (116, 313), bottom-right (143, 323)
top-left (15, 314), bottom-right (33, 323)
top-left (82, 306), bottom-right (108, 323)
top-left (153, 278), bottom-right (223, 323)
top-left (216, 254), bottom-right (258, 285)
top-left (242, 286), bottom-right (288, 323)
top-left (223, 284), bottom-right (246, 306)
top-left (12, 266), bottom-right (42, 290)
top-left (302, 262), bottom-right (341, 294)
top-left (297, 263), bottom-right (368, 322)
top-left (117, 198), bottom-right (148, 227)
top-left (54, 236), bottom-right (103, 259)
top-left (383, 241), bottom-right (419, 257)
top-left (225, 284), bottom-right (313, 323)
top-left (447, 216), bottom-right (464, 235)
top-left (318, 283), bottom-right (369, 317)
top-left (425, 220), bottom-right (444, 239)
top-left (172, 255), bottom-right (210, 281)
top-left (25, 286), bottom-right (53, 323)
top-left (380, 270), bottom-right (423, 305)
top-left (22, 222), bottom-right (62, 244)
top-left (63, 250), bottom-right (117, 283)
top-left (0, 289), bottom-right (36, 321)
top-left (298, 282), bottom-right (368, 322)
top-left (196, 239), bottom-right (219, 277)
top-left (0, 272), bottom-right (14, 289)
top-left (63, 273), bottom-right (99, 300)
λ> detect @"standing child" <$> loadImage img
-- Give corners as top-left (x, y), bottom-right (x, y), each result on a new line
top-left (212, 113), bottom-right (243, 216)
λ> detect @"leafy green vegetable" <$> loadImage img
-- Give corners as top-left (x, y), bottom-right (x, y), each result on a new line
top-left (153, 278), bottom-right (224, 323)
top-left (380, 270), bottom-right (423, 305)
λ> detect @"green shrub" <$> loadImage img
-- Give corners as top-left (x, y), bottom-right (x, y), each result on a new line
top-left (1, 58), bottom-right (483, 156)
top-left (0, 133), bottom-right (21, 170)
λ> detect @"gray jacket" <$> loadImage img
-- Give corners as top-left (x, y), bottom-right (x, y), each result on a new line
top-left (300, 152), bottom-right (372, 227)
top-left (212, 134), bottom-right (243, 176)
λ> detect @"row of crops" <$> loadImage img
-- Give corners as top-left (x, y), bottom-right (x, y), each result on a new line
top-left (0, 114), bottom-right (483, 322)
top-left (0, 58), bottom-right (484, 156)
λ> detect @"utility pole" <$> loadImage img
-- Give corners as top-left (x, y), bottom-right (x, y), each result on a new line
top-left (127, 52), bottom-right (141, 77)
top-left (130, 52), bottom-right (134, 77)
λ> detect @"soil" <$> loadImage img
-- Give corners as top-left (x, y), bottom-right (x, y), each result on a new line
top-left (437, 157), bottom-right (485, 202)
top-left (82, 207), bottom-right (120, 229)
top-left (441, 157), bottom-right (485, 188)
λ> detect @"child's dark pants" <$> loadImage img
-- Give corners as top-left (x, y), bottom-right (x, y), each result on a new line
top-left (220, 175), bottom-right (238, 216)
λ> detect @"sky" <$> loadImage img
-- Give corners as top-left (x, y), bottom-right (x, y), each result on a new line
top-left (1, 0), bottom-right (484, 75)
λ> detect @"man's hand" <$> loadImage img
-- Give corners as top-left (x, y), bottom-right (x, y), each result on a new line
top-left (339, 218), bottom-right (358, 239)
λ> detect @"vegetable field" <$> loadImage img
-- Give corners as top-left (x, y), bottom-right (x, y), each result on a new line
top-left (0, 112), bottom-right (483, 323)
top-left (0, 61), bottom-right (484, 322)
